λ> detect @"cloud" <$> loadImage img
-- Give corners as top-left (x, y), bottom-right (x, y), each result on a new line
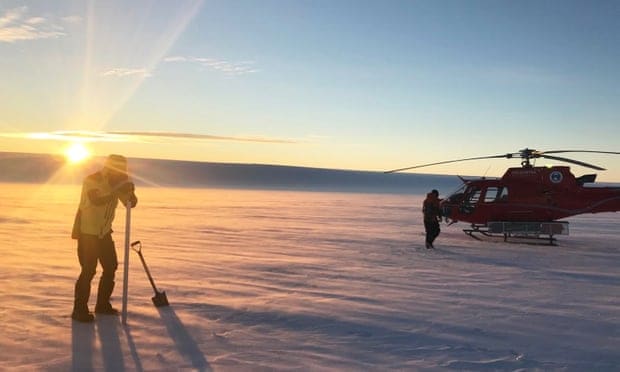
top-left (108, 131), bottom-right (296, 144)
top-left (101, 68), bottom-right (153, 78)
top-left (60, 15), bottom-right (82, 25)
top-left (0, 131), bottom-right (128, 143)
top-left (163, 56), bottom-right (187, 63)
top-left (165, 55), bottom-right (258, 76)
top-left (99, 55), bottom-right (256, 81)
top-left (0, 130), bottom-right (297, 144)
top-left (0, 6), bottom-right (67, 43)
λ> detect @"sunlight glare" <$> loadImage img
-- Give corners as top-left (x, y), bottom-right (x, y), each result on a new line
top-left (64, 142), bottom-right (91, 164)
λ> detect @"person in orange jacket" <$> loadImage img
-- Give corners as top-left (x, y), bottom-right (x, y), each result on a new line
top-left (423, 189), bottom-right (442, 249)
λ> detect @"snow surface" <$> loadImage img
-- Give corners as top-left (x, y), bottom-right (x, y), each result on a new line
top-left (1, 183), bottom-right (619, 371)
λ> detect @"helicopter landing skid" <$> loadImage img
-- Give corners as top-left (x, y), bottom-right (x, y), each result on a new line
top-left (463, 221), bottom-right (569, 245)
top-left (462, 225), bottom-right (496, 242)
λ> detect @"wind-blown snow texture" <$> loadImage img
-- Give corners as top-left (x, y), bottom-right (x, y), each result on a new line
top-left (1, 183), bottom-right (619, 371)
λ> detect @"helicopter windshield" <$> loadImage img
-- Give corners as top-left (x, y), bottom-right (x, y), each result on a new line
top-left (445, 184), bottom-right (468, 203)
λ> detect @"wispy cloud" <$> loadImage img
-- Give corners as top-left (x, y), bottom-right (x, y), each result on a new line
top-left (0, 6), bottom-right (73, 43)
top-left (109, 131), bottom-right (295, 144)
top-left (0, 130), bottom-right (297, 144)
top-left (0, 131), bottom-right (128, 143)
top-left (60, 15), bottom-right (82, 25)
top-left (101, 54), bottom-right (258, 80)
top-left (101, 68), bottom-right (153, 78)
top-left (164, 56), bottom-right (258, 76)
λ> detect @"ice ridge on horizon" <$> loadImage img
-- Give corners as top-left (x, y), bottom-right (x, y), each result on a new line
top-left (0, 152), bottom-right (460, 193)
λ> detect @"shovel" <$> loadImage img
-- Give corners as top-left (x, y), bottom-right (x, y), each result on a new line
top-left (131, 240), bottom-right (169, 307)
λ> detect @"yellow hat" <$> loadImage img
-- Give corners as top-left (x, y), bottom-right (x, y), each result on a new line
top-left (104, 154), bottom-right (128, 174)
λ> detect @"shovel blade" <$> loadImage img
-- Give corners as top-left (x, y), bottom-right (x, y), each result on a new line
top-left (152, 291), bottom-right (169, 307)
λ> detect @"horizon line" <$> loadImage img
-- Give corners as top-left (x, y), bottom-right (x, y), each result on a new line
top-left (0, 150), bottom-right (461, 178)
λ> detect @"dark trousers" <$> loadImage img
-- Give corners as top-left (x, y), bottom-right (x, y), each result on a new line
top-left (73, 234), bottom-right (118, 313)
top-left (424, 219), bottom-right (440, 246)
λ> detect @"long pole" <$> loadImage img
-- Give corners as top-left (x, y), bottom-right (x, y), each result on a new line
top-left (122, 204), bottom-right (131, 324)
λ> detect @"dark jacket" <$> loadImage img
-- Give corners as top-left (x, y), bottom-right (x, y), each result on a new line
top-left (423, 193), bottom-right (442, 222)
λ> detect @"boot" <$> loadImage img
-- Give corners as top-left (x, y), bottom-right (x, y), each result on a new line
top-left (72, 302), bottom-right (94, 322)
top-left (95, 302), bottom-right (119, 315)
top-left (73, 279), bottom-right (94, 322)
top-left (95, 276), bottom-right (118, 315)
top-left (72, 310), bottom-right (95, 322)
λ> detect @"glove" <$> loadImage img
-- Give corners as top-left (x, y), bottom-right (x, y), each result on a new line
top-left (116, 181), bottom-right (135, 194)
top-left (127, 193), bottom-right (138, 208)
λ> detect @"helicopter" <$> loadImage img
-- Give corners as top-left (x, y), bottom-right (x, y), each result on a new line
top-left (386, 148), bottom-right (620, 244)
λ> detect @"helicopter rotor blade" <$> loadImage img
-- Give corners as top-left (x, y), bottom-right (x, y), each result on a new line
top-left (384, 153), bottom-right (517, 174)
top-left (539, 154), bottom-right (606, 171)
top-left (385, 148), bottom-right (620, 174)
top-left (541, 150), bottom-right (620, 156)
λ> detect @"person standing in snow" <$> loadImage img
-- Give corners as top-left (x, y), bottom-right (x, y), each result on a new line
top-left (423, 189), bottom-right (442, 249)
top-left (71, 154), bottom-right (138, 322)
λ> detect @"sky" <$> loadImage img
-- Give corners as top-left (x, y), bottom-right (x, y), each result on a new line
top-left (1, 0), bottom-right (620, 180)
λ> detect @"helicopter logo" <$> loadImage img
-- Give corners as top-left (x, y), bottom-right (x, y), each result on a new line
top-left (549, 171), bottom-right (563, 184)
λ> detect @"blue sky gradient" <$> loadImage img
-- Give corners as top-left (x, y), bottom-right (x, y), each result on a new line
top-left (1, 0), bottom-right (619, 180)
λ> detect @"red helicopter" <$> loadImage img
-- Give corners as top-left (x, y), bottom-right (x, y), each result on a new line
top-left (387, 149), bottom-right (620, 243)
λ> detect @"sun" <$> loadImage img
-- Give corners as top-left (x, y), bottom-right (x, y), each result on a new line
top-left (63, 142), bottom-right (91, 164)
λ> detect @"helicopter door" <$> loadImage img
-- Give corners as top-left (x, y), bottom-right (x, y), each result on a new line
top-left (461, 187), bottom-right (481, 214)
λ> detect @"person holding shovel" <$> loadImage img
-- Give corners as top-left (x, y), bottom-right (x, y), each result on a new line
top-left (71, 154), bottom-right (138, 322)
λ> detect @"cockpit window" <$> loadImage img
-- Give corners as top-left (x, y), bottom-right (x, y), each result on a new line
top-left (483, 187), bottom-right (498, 202)
top-left (466, 188), bottom-right (481, 204)
top-left (498, 187), bottom-right (508, 200)
top-left (446, 184), bottom-right (468, 203)
top-left (482, 186), bottom-right (509, 202)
